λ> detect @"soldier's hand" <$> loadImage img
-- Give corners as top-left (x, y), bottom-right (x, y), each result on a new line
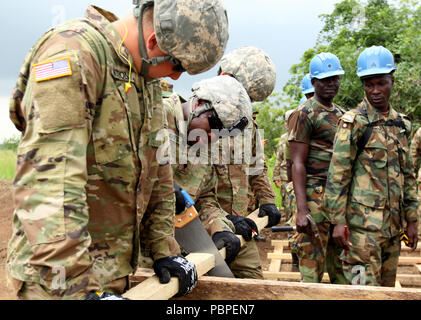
top-left (212, 231), bottom-right (241, 264)
top-left (406, 221), bottom-right (419, 252)
top-left (153, 255), bottom-right (198, 297)
top-left (258, 204), bottom-right (281, 228)
top-left (274, 180), bottom-right (282, 189)
top-left (296, 212), bottom-right (313, 235)
top-left (226, 215), bottom-right (258, 242)
top-left (332, 224), bottom-right (352, 251)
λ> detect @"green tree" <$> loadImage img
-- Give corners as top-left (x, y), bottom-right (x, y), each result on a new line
top-left (283, 0), bottom-right (421, 120)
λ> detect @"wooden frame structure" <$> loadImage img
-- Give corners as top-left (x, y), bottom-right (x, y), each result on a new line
top-left (264, 240), bottom-right (421, 289)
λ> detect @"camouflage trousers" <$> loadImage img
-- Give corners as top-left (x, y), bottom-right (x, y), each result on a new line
top-left (285, 182), bottom-right (299, 255)
top-left (15, 276), bottom-right (128, 300)
top-left (342, 226), bottom-right (401, 287)
top-left (280, 181), bottom-right (290, 222)
top-left (417, 182), bottom-right (421, 237)
top-left (229, 239), bottom-right (264, 279)
top-left (293, 180), bottom-right (346, 284)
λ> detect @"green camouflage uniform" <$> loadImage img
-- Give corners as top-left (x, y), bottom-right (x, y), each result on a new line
top-left (409, 127), bottom-right (421, 236)
top-left (163, 92), bottom-right (263, 279)
top-left (324, 98), bottom-right (419, 286)
top-left (215, 123), bottom-right (276, 217)
top-left (273, 133), bottom-right (290, 217)
top-left (288, 97), bottom-right (346, 284)
top-left (7, 6), bottom-right (180, 299)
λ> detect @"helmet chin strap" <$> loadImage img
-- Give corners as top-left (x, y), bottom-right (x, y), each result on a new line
top-left (134, 1), bottom-right (172, 77)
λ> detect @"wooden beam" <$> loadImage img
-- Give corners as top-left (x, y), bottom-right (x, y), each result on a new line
top-left (128, 273), bottom-right (421, 300)
top-left (263, 271), bottom-right (421, 287)
top-left (124, 209), bottom-right (268, 300)
top-left (123, 253), bottom-right (215, 300)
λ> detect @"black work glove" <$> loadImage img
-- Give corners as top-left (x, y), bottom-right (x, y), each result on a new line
top-left (174, 183), bottom-right (186, 215)
top-left (212, 231), bottom-right (241, 264)
top-left (153, 255), bottom-right (198, 297)
top-left (258, 203), bottom-right (281, 228)
top-left (85, 291), bottom-right (129, 300)
top-left (226, 215), bottom-right (258, 242)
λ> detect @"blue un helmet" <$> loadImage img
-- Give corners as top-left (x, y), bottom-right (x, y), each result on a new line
top-left (301, 74), bottom-right (315, 95)
top-left (309, 52), bottom-right (345, 79)
top-left (356, 46), bottom-right (397, 78)
top-left (299, 96), bottom-right (307, 105)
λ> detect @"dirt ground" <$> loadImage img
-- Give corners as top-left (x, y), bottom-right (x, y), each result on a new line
top-left (0, 180), bottom-right (15, 300)
top-left (0, 180), bottom-right (284, 300)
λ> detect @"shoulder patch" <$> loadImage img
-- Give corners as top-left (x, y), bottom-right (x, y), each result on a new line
top-left (341, 113), bottom-right (355, 123)
top-left (33, 57), bottom-right (72, 82)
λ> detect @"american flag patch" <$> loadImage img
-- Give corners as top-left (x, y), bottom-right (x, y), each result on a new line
top-left (33, 57), bottom-right (72, 82)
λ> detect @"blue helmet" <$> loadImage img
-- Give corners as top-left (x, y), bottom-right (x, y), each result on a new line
top-left (357, 46), bottom-right (397, 78)
top-left (299, 96), bottom-right (307, 105)
top-left (301, 74), bottom-right (315, 95)
top-left (310, 52), bottom-right (345, 79)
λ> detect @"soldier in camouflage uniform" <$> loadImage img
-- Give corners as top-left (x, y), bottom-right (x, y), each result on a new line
top-left (324, 46), bottom-right (419, 287)
top-left (409, 127), bottom-right (421, 237)
top-left (288, 53), bottom-right (347, 284)
top-left (160, 76), bottom-right (260, 278)
top-left (7, 0), bottom-right (229, 300)
top-left (215, 46), bottom-right (281, 223)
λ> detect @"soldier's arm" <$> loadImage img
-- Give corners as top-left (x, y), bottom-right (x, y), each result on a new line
top-left (403, 122), bottom-right (419, 224)
top-left (11, 33), bottom-right (103, 295)
top-left (249, 124), bottom-right (276, 205)
top-left (409, 128), bottom-right (421, 176)
top-left (272, 142), bottom-right (284, 182)
top-left (141, 163), bottom-right (182, 261)
top-left (195, 166), bottom-right (235, 237)
top-left (324, 117), bottom-right (359, 225)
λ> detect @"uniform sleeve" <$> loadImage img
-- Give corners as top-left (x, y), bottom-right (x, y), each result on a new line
top-left (248, 123), bottom-right (276, 205)
top-left (142, 163), bottom-right (181, 260)
top-left (11, 33), bottom-right (103, 295)
top-left (323, 118), bottom-right (360, 225)
top-left (403, 124), bottom-right (419, 223)
top-left (272, 142), bottom-right (284, 182)
top-left (195, 167), bottom-right (235, 237)
top-left (288, 109), bottom-right (312, 144)
top-left (410, 128), bottom-right (421, 177)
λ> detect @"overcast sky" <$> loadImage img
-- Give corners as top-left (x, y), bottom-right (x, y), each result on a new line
top-left (0, 0), bottom-right (340, 140)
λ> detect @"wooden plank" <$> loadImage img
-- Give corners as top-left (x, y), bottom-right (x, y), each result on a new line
top-left (395, 281), bottom-right (402, 288)
top-left (123, 253), bottom-right (215, 300)
top-left (124, 209), bottom-right (267, 300)
top-left (268, 245), bottom-right (283, 274)
top-left (263, 271), bottom-right (421, 287)
top-left (170, 276), bottom-right (421, 300)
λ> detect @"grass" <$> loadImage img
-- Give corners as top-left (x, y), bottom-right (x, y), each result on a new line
top-left (0, 150), bottom-right (16, 180)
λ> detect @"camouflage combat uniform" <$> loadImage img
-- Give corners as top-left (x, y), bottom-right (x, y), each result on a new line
top-left (163, 93), bottom-right (263, 279)
top-left (273, 133), bottom-right (290, 218)
top-left (409, 127), bottom-right (421, 236)
top-left (288, 97), bottom-right (346, 284)
top-left (7, 6), bottom-right (180, 299)
top-left (324, 98), bottom-right (419, 286)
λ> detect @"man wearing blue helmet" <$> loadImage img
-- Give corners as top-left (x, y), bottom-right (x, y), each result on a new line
top-left (324, 46), bottom-right (418, 286)
top-left (288, 52), bottom-right (347, 284)
top-left (300, 73), bottom-right (315, 103)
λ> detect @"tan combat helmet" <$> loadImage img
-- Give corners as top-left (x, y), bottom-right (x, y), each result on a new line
top-left (218, 46), bottom-right (276, 102)
top-left (189, 76), bottom-right (253, 133)
top-left (133, 0), bottom-right (229, 77)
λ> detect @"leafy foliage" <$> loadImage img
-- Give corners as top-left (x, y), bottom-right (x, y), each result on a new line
top-left (283, 0), bottom-right (421, 120)
top-left (256, 0), bottom-right (421, 159)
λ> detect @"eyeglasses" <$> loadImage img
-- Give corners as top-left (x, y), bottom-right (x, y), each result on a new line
top-left (169, 56), bottom-right (186, 73)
